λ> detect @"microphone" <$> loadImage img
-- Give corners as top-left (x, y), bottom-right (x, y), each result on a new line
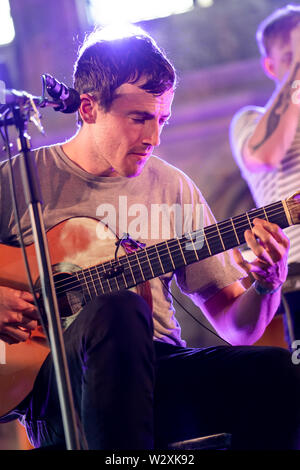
top-left (42, 74), bottom-right (81, 114)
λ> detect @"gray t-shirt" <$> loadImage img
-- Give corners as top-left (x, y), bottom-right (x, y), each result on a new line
top-left (0, 144), bottom-right (244, 346)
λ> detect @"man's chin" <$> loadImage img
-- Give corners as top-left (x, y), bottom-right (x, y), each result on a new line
top-left (127, 169), bottom-right (142, 178)
top-left (125, 163), bottom-right (146, 178)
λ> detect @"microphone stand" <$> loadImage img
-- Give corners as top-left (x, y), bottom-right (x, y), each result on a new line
top-left (8, 105), bottom-right (81, 450)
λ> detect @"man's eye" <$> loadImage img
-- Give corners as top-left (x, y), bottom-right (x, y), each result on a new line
top-left (132, 118), bottom-right (145, 124)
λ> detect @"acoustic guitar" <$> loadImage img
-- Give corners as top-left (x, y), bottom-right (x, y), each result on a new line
top-left (0, 192), bottom-right (299, 418)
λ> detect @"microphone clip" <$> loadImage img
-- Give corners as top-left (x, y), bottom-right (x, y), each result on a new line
top-left (41, 73), bottom-right (81, 114)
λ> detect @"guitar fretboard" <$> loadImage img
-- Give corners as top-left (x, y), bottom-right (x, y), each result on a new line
top-left (56, 200), bottom-right (289, 300)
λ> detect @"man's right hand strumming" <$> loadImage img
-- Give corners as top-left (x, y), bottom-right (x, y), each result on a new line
top-left (0, 286), bottom-right (39, 344)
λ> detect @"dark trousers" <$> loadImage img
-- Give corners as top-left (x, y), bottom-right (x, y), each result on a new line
top-left (16, 291), bottom-right (300, 450)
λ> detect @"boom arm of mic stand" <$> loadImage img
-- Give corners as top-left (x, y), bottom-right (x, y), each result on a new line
top-left (11, 106), bottom-right (81, 450)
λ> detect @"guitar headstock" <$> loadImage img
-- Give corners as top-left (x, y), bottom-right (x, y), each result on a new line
top-left (286, 191), bottom-right (300, 225)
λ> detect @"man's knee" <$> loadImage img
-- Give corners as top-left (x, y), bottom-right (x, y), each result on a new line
top-left (250, 346), bottom-right (299, 382)
top-left (81, 290), bottom-right (153, 335)
top-left (250, 347), bottom-right (300, 419)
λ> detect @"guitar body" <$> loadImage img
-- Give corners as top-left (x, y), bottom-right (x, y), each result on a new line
top-left (0, 217), bottom-right (149, 418)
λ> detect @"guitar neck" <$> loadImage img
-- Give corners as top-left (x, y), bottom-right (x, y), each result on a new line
top-left (73, 200), bottom-right (290, 299)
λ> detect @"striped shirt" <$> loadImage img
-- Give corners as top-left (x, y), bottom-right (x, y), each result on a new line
top-left (230, 105), bottom-right (300, 264)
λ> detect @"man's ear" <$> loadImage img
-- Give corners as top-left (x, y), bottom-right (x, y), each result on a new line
top-left (79, 94), bottom-right (98, 124)
top-left (262, 56), bottom-right (276, 80)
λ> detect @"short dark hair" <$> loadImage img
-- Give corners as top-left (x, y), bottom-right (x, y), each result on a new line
top-left (73, 26), bottom-right (176, 125)
top-left (256, 4), bottom-right (300, 57)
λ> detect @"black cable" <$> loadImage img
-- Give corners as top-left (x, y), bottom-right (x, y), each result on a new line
top-left (160, 278), bottom-right (231, 346)
top-left (280, 292), bottom-right (294, 351)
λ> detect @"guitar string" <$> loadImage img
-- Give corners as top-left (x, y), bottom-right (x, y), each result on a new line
top-left (42, 203), bottom-right (294, 295)
top-left (47, 203), bottom-right (292, 294)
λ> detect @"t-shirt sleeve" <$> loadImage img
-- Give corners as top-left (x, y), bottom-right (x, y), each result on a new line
top-left (230, 106), bottom-right (264, 170)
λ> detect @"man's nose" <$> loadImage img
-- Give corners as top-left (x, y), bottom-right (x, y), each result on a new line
top-left (142, 121), bottom-right (161, 147)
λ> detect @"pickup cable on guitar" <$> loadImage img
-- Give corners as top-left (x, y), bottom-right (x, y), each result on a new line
top-left (115, 233), bottom-right (146, 258)
top-left (103, 233), bottom-right (147, 279)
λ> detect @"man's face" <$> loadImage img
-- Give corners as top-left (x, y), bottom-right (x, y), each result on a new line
top-left (91, 81), bottom-right (174, 177)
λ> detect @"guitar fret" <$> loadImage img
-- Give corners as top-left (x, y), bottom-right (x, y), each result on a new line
top-left (176, 238), bottom-right (187, 265)
top-left (179, 230), bottom-right (209, 263)
top-left (82, 270), bottom-right (92, 299)
top-left (121, 269), bottom-right (128, 288)
top-left (185, 233), bottom-right (199, 260)
top-left (137, 249), bottom-right (155, 280)
top-left (87, 267), bottom-right (98, 296)
top-left (204, 231), bottom-right (212, 256)
top-left (245, 211), bottom-right (252, 230)
top-left (102, 268), bottom-right (112, 294)
top-left (75, 271), bottom-right (86, 297)
top-left (144, 249), bottom-right (155, 277)
top-left (125, 255), bottom-right (137, 285)
top-left (180, 233), bottom-right (200, 267)
top-left (108, 263), bottom-right (127, 292)
top-left (166, 242), bottom-right (176, 270)
top-left (204, 225), bottom-right (224, 256)
top-left (263, 207), bottom-right (269, 222)
top-left (218, 219), bottom-right (241, 251)
top-left (123, 252), bottom-right (145, 286)
top-left (158, 242), bottom-right (175, 274)
top-left (231, 215), bottom-right (246, 247)
top-left (166, 243), bottom-right (184, 269)
top-left (102, 264), bottom-right (113, 292)
top-left (79, 271), bottom-right (92, 303)
top-left (216, 223), bottom-right (225, 251)
top-left (134, 252), bottom-right (145, 281)
top-left (110, 262), bottom-right (120, 291)
top-left (155, 245), bottom-right (165, 274)
top-left (88, 267), bottom-right (98, 296)
top-left (114, 271), bottom-right (127, 291)
top-left (95, 267), bottom-right (105, 294)
top-left (231, 217), bottom-right (240, 244)
top-left (249, 208), bottom-right (265, 226)
top-left (118, 257), bottom-right (135, 288)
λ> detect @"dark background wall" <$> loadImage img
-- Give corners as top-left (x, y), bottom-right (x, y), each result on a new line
top-left (0, 0), bottom-right (294, 449)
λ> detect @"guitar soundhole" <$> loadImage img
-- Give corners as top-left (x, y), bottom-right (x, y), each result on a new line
top-left (34, 262), bottom-right (85, 325)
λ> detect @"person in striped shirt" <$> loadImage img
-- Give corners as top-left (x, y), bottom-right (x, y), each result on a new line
top-left (230, 4), bottom-right (300, 348)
